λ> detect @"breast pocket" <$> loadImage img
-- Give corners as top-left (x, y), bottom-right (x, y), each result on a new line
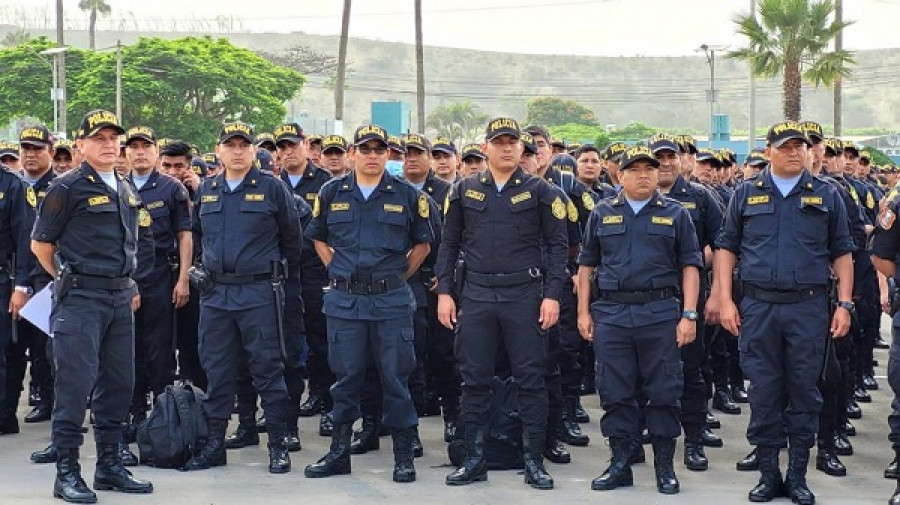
top-left (596, 223), bottom-right (626, 248)
top-left (742, 203), bottom-right (775, 245)
top-left (237, 200), bottom-right (276, 235)
top-left (461, 196), bottom-right (488, 231)
top-left (377, 211), bottom-right (409, 252)
top-left (796, 203), bottom-right (829, 246)
top-left (509, 197), bottom-right (539, 236)
top-left (326, 210), bottom-right (357, 248)
top-left (198, 199), bottom-right (224, 232)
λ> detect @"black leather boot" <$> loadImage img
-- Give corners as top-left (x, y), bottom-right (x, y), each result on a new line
top-left (683, 425), bottom-right (708, 471)
top-left (392, 426), bottom-right (417, 483)
top-left (123, 411), bottom-right (145, 444)
top-left (706, 412), bottom-right (721, 429)
top-left (891, 481), bottom-right (900, 505)
top-left (118, 442), bottom-right (138, 467)
top-left (815, 438), bottom-right (846, 477)
top-left (560, 396), bottom-right (589, 446)
top-left (284, 412), bottom-right (302, 452)
top-left (833, 433), bottom-right (853, 456)
top-left (731, 383), bottom-right (749, 403)
top-left (298, 394), bottom-right (323, 417)
top-left (266, 422), bottom-right (291, 474)
top-left (350, 414), bottom-right (380, 454)
top-left (25, 390), bottom-right (53, 423)
top-left (853, 385), bottom-right (872, 403)
top-left (652, 437), bottom-right (680, 494)
top-left (54, 448), bottom-right (96, 503)
top-left (318, 412), bottom-right (334, 437)
top-left (785, 446), bottom-right (815, 505)
top-left (591, 437), bottom-right (634, 491)
top-left (522, 431), bottom-right (553, 490)
top-left (701, 427), bottom-right (723, 447)
top-left (184, 419), bottom-right (227, 470)
top-left (305, 423), bottom-right (353, 477)
top-left (846, 400), bottom-right (862, 419)
top-left (225, 413), bottom-right (259, 449)
top-left (443, 418), bottom-right (458, 443)
top-left (543, 425), bottom-right (571, 464)
top-left (749, 446), bottom-right (783, 502)
top-left (629, 438), bottom-right (646, 464)
top-left (411, 427), bottom-right (424, 458)
top-left (574, 396), bottom-right (590, 423)
top-left (93, 443), bottom-right (153, 493)
top-left (446, 424), bottom-right (488, 485)
top-left (886, 454), bottom-right (899, 479)
top-left (33, 443), bottom-right (59, 464)
top-left (712, 387), bottom-right (741, 415)
top-left (737, 447), bottom-right (759, 471)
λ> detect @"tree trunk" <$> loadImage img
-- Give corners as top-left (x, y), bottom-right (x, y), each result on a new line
top-left (415, 0), bottom-right (425, 133)
top-left (334, 0), bottom-right (351, 126)
top-left (56, 0), bottom-right (66, 135)
top-left (782, 59), bottom-right (802, 121)
top-left (89, 8), bottom-right (97, 50)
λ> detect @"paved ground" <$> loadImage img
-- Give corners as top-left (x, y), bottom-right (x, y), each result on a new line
top-left (2, 326), bottom-right (898, 505)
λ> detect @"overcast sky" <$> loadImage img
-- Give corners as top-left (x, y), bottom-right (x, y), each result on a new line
top-left (5, 0), bottom-right (900, 56)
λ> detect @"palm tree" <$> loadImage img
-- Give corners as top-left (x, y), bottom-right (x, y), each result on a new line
top-left (426, 100), bottom-right (489, 147)
top-left (78, 0), bottom-right (112, 50)
top-left (729, 0), bottom-right (854, 121)
top-left (334, 0), bottom-right (351, 129)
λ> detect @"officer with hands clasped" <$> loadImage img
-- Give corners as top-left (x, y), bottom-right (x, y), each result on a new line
top-left (713, 121), bottom-right (854, 504)
top-left (437, 117), bottom-right (568, 490)
top-left (186, 121), bottom-right (303, 475)
top-left (303, 124), bottom-right (433, 483)
top-left (31, 110), bottom-right (154, 503)
top-left (576, 144), bottom-right (702, 495)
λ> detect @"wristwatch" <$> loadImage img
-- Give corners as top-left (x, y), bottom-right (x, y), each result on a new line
top-left (836, 301), bottom-right (855, 312)
top-left (14, 285), bottom-right (33, 296)
top-left (681, 310), bottom-right (699, 321)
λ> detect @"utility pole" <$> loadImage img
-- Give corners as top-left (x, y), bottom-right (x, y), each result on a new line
top-left (334, 0), bottom-right (351, 136)
top-left (834, 0), bottom-right (843, 136)
top-left (748, 0), bottom-right (757, 151)
top-left (56, 0), bottom-right (67, 136)
top-left (415, 0), bottom-right (425, 133)
top-left (116, 40), bottom-right (123, 121)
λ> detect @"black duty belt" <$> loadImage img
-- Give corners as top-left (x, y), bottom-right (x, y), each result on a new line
top-left (211, 272), bottom-right (272, 285)
top-left (467, 268), bottom-right (542, 288)
top-left (70, 274), bottom-right (132, 290)
top-left (741, 284), bottom-right (828, 304)
top-left (329, 276), bottom-right (405, 295)
top-left (596, 287), bottom-right (678, 304)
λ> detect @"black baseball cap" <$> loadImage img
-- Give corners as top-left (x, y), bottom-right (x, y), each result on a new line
top-left (190, 157), bottom-right (208, 177)
top-left (256, 132), bottom-right (277, 148)
top-left (307, 134), bottom-right (323, 145)
top-left (78, 109), bottom-right (125, 139)
top-left (53, 139), bottom-right (74, 153)
top-left (649, 133), bottom-right (679, 154)
top-left (485, 117), bottom-right (521, 141)
top-left (19, 125), bottom-right (54, 147)
top-left (124, 126), bottom-right (157, 145)
top-left (567, 142), bottom-right (582, 154)
top-left (824, 138), bottom-right (843, 156)
top-left (745, 152), bottom-right (768, 167)
top-left (431, 137), bottom-right (457, 155)
top-left (550, 153), bottom-right (577, 173)
top-left (620, 145), bottom-right (660, 170)
top-left (766, 121), bottom-right (811, 148)
top-left (387, 135), bottom-right (406, 153)
top-left (353, 124), bottom-right (389, 147)
top-left (550, 137), bottom-right (567, 149)
top-left (0, 141), bottom-right (19, 159)
top-left (696, 148), bottom-right (722, 166)
top-left (461, 143), bottom-right (486, 160)
top-left (256, 149), bottom-right (275, 171)
top-left (842, 141), bottom-right (860, 156)
top-left (403, 133), bottom-right (430, 152)
top-left (675, 135), bottom-right (698, 155)
top-left (274, 123), bottom-right (305, 145)
top-left (202, 153), bottom-right (220, 167)
top-left (520, 132), bottom-right (537, 154)
top-left (322, 135), bottom-right (348, 152)
top-left (219, 122), bottom-right (255, 144)
top-left (801, 121), bottom-right (825, 142)
top-left (604, 142), bottom-right (628, 163)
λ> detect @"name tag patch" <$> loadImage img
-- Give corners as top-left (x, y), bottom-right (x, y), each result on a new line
top-left (201, 195), bottom-right (219, 203)
top-left (384, 204), bottom-right (404, 213)
top-left (602, 215), bottom-right (624, 224)
top-left (510, 191), bottom-right (532, 204)
top-left (651, 216), bottom-right (674, 226)
top-left (305, 193), bottom-right (317, 201)
top-left (245, 193), bottom-right (265, 202)
top-left (465, 189), bottom-right (486, 202)
top-left (88, 195), bottom-right (110, 206)
top-left (801, 196), bottom-right (823, 205)
top-left (747, 195), bottom-right (770, 205)
top-left (146, 200), bottom-right (165, 210)
top-left (331, 202), bottom-right (350, 212)
top-left (681, 202), bottom-right (697, 210)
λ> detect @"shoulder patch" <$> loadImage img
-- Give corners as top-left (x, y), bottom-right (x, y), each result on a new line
top-left (25, 186), bottom-right (36, 208)
top-left (651, 216), bottom-right (674, 226)
top-left (582, 192), bottom-right (595, 211)
top-left (879, 207), bottom-right (896, 230)
top-left (866, 191), bottom-right (875, 209)
top-left (418, 194), bottom-right (429, 218)
top-left (465, 189), bottom-right (486, 202)
top-left (602, 215), bottom-right (624, 224)
top-left (747, 195), bottom-right (769, 205)
top-left (551, 196), bottom-right (566, 220)
top-left (567, 199), bottom-right (578, 222)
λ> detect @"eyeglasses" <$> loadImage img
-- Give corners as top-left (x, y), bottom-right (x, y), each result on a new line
top-left (357, 145), bottom-right (387, 155)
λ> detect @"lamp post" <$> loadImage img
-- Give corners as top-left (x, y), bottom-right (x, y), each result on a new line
top-left (39, 46), bottom-right (69, 137)
top-left (698, 44), bottom-right (729, 149)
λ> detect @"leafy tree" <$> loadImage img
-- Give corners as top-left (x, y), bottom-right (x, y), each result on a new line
top-left (863, 146), bottom-right (891, 166)
top-left (257, 44), bottom-right (343, 76)
top-left (2, 28), bottom-right (30, 48)
top-left (525, 97), bottom-right (597, 127)
top-left (548, 123), bottom-right (608, 143)
top-left (729, 0), bottom-right (854, 120)
top-left (609, 122), bottom-right (658, 141)
top-left (426, 100), bottom-right (488, 147)
top-left (78, 0), bottom-right (112, 50)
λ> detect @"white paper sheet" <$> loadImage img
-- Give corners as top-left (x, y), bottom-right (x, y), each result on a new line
top-left (19, 283), bottom-right (52, 336)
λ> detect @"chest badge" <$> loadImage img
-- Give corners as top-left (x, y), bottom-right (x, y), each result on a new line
top-left (418, 195), bottom-right (429, 218)
top-left (138, 208), bottom-right (152, 228)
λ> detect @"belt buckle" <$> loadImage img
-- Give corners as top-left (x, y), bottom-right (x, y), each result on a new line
top-left (528, 268), bottom-right (541, 278)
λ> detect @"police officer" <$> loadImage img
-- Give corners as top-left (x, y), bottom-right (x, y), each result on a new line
top-left (650, 133), bottom-right (724, 472)
top-left (714, 121), bottom-right (854, 504)
top-left (438, 117), bottom-right (567, 490)
top-left (320, 135), bottom-right (351, 178)
top-left (871, 188), bottom-right (900, 505)
top-left (0, 142), bottom-right (21, 172)
top-left (431, 137), bottom-right (460, 183)
top-left (125, 131), bottom-right (192, 440)
top-left (185, 121), bottom-right (302, 474)
top-left (52, 140), bottom-right (77, 174)
top-left (203, 153), bottom-right (222, 179)
top-left (460, 144), bottom-right (488, 177)
top-left (574, 144), bottom-right (616, 198)
top-left (31, 110), bottom-right (153, 502)
top-left (304, 124), bottom-right (432, 483)
top-left (307, 134), bottom-right (324, 165)
top-left (576, 144), bottom-right (701, 495)
top-left (273, 122), bottom-right (335, 436)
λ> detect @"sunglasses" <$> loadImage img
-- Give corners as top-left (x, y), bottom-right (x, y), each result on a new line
top-left (357, 145), bottom-right (387, 155)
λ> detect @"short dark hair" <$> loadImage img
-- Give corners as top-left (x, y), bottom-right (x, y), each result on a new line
top-left (524, 125), bottom-right (550, 143)
top-left (574, 144), bottom-right (601, 159)
top-left (159, 139), bottom-right (193, 161)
